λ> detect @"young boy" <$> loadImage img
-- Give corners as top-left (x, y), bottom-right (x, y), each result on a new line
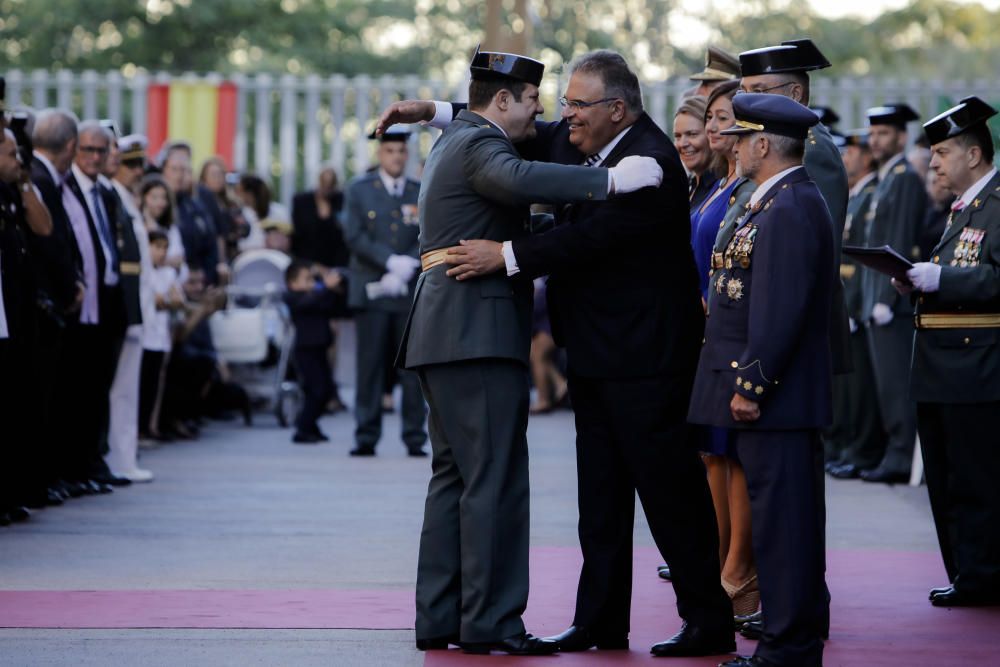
top-left (140, 229), bottom-right (184, 441)
top-left (284, 260), bottom-right (344, 444)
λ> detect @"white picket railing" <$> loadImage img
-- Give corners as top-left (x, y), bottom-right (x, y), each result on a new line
top-left (4, 69), bottom-right (998, 205)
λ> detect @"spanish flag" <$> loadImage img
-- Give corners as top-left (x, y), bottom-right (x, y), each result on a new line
top-left (146, 80), bottom-right (238, 169)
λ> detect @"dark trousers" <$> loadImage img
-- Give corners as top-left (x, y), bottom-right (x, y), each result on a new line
top-left (293, 344), bottom-right (333, 434)
top-left (827, 329), bottom-right (885, 468)
top-left (53, 322), bottom-right (120, 481)
top-left (415, 359), bottom-right (530, 643)
top-left (0, 338), bottom-right (28, 508)
top-left (138, 349), bottom-right (166, 435)
top-left (917, 402), bottom-right (1000, 595)
top-left (568, 373), bottom-right (731, 634)
top-left (354, 309), bottom-right (425, 451)
top-left (738, 429), bottom-right (827, 667)
top-left (866, 318), bottom-right (917, 473)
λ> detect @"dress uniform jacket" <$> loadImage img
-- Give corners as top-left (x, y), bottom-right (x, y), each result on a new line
top-left (343, 171), bottom-right (420, 313)
top-left (102, 183), bottom-right (143, 327)
top-left (399, 110), bottom-right (607, 370)
top-left (708, 177), bottom-right (757, 312)
top-left (912, 170), bottom-right (1000, 402)
top-left (861, 155), bottom-right (927, 319)
top-left (842, 174), bottom-right (878, 321)
top-left (689, 167), bottom-right (835, 430)
top-left (806, 122), bottom-right (852, 374)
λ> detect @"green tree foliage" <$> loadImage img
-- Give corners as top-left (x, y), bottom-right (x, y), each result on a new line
top-left (0, 0), bottom-right (998, 80)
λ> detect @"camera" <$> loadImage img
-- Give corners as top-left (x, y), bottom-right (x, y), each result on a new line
top-left (8, 111), bottom-right (33, 171)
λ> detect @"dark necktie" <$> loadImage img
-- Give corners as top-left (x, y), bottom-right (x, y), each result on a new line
top-left (91, 185), bottom-right (119, 267)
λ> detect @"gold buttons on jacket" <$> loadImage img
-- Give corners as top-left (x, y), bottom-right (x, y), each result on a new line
top-left (933, 256), bottom-right (940, 263)
top-left (964, 337), bottom-right (971, 345)
top-left (367, 211), bottom-right (376, 219)
top-left (730, 361), bottom-right (738, 368)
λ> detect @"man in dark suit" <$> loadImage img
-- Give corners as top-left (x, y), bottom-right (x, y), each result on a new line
top-left (690, 94), bottom-right (835, 667)
top-left (860, 103), bottom-right (927, 484)
top-left (899, 97), bottom-right (1000, 607)
top-left (406, 50), bottom-right (733, 657)
top-left (827, 130), bottom-right (885, 478)
top-left (390, 48), bottom-right (662, 656)
top-left (60, 120), bottom-right (127, 493)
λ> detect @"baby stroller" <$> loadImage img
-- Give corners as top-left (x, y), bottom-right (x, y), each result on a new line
top-left (210, 249), bottom-right (301, 427)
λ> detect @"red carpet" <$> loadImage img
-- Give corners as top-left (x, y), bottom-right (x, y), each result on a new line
top-left (2, 548), bottom-right (998, 665)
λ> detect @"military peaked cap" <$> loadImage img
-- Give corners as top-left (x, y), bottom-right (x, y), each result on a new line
top-left (690, 45), bottom-right (741, 82)
top-left (721, 92), bottom-right (820, 140)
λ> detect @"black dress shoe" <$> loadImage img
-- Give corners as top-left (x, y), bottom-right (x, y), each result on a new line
top-left (734, 609), bottom-right (761, 631)
top-left (544, 625), bottom-right (628, 652)
top-left (462, 632), bottom-right (559, 655)
top-left (85, 480), bottom-right (114, 495)
top-left (8, 506), bottom-right (31, 523)
top-left (930, 586), bottom-right (1000, 607)
top-left (93, 474), bottom-right (132, 487)
top-left (349, 446), bottom-right (376, 457)
top-left (64, 481), bottom-right (87, 498)
top-left (0, 513), bottom-right (10, 527)
top-left (929, 584), bottom-right (953, 600)
top-left (407, 448), bottom-right (428, 458)
top-left (739, 619), bottom-right (763, 640)
top-left (720, 655), bottom-right (779, 667)
top-left (828, 462), bottom-right (862, 479)
top-left (650, 624), bottom-right (736, 657)
top-left (658, 564), bottom-right (672, 581)
top-left (292, 432), bottom-right (323, 444)
top-left (859, 465), bottom-right (909, 484)
top-left (415, 634), bottom-right (460, 650)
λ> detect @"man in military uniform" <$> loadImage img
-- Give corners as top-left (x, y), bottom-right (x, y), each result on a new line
top-left (897, 97), bottom-right (1000, 607)
top-left (395, 49), bottom-right (662, 655)
top-left (827, 130), bottom-right (885, 478)
top-left (688, 45), bottom-right (741, 97)
top-left (860, 103), bottom-right (927, 484)
top-left (738, 39), bottom-right (851, 380)
top-left (690, 93), bottom-right (835, 667)
top-left (342, 127), bottom-right (426, 457)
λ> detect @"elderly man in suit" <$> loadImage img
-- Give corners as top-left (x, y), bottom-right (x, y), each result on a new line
top-left (383, 49), bottom-right (733, 658)
top-left (898, 97), bottom-right (1000, 607)
top-left (691, 93), bottom-right (836, 667)
top-left (387, 48), bottom-right (662, 656)
top-left (342, 127), bottom-right (425, 457)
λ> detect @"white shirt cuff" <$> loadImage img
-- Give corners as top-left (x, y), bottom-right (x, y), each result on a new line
top-left (502, 241), bottom-right (520, 276)
top-left (427, 101), bottom-right (453, 130)
top-left (607, 169), bottom-right (614, 194)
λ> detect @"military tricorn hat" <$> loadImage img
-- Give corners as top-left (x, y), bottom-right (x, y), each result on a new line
top-left (811, 106), bottom-right (840, 127)
top-left (720, 92), bottom-right (820, 140)
top-left (923, 96), bottom-right (998, 146)
top-left (866, 103), bottom-right (920, 129)
top-left (368, 124), bottom-right (411, 142)
top-left (841, 128), bottom-right (871, 149)
top-left (469, 45), bottom-right (544, 87)
top-left (689, 45), bottom-right (740, 82)
top-left (739, 39), bottom-right (831, 77)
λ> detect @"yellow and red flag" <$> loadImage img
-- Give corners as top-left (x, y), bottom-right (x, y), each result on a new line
top-left (146, 80), bottom-right (238, 169)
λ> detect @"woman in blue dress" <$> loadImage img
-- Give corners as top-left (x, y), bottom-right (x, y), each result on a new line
top-left (688, 80), bottom-right (760, 618)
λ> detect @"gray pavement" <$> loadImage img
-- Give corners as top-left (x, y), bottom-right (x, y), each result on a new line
top-left (0, 395), bottom-right (939, 666)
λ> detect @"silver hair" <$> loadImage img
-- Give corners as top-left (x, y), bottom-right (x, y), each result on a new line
top-left (766, 133), bottom-right (805, 161)
top-left (77, 119), bottom-right (113, 144)
top-left (31, 108), bottom-right (79, 152)
top-left (568, 50), bottom-right (644, 114)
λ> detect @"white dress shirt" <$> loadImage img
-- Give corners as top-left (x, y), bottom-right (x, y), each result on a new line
top-left (957, 167), bottom-right (998, 209)
top-left (72, 162), bottom-right (119, 286)
top-left (378, 168), bottom-right (407, 197)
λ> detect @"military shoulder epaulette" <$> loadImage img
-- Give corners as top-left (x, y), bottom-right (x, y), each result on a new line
top-left (893, 164), bottom-right (907, 174)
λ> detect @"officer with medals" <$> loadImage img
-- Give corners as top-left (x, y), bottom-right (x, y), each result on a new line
top-left (397, 48), bottom-right (661, 655)
top-left (689, 94), bottom-right (834, 667)
top-left (895, 97), bottom-right (1000, 607)
top-left (860, 103), bottom-right (927, 484)
top-left (342, 125), bottom-right (426, 457)
top-left (827, 130), bottom-right (884, 478)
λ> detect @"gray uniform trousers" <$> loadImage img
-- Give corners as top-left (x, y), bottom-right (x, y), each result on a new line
top-left (414, 358), bottom-right (530, 643)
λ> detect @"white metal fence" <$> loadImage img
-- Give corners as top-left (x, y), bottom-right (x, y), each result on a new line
top-left (4, 69), bottom-right (999, 205)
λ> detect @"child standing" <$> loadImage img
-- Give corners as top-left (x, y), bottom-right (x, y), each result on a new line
top-left (284, 260), bottom-right (344, 444)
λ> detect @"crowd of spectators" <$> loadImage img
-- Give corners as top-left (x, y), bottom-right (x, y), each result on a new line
top-left (0, 87), bottom-right (358, 525)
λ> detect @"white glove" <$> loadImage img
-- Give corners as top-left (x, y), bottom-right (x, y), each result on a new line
top-left (609, 156), bottom-right (663, 195)
top-left (872, 303), bottom-right (894, 326)
top-left (386, 254), bottom-right (420, 282)
top-left (906, 262), bottom-right (942, 293)
top-left (849, 317), bottom-right (858, 334)
top-left (379, 271), bottom-right (408, 297)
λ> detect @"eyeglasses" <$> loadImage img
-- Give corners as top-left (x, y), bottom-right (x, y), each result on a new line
top-left (559, 96), bottom-right (621, 110)
top-left (79, 145), bottom-right (109, 155)
top-left (737, 81), bottom-right (796, 95)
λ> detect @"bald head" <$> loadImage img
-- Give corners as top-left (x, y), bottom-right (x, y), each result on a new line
top-left (32, 108), bottom-right (79, 173)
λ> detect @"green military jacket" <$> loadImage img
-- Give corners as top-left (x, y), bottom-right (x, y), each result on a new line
top-left (398, 110), bottom-right (608, 369)
top-left (342, 171), bottom-right (421, 312)
top-left (860, 154), bottom-right (928, 319)
top-left (911, 169), bottom-right (1000, 403)
top-left (806, 122), bottom-right (852, 374)
top-left (841, 172), bottom-right (879, 322)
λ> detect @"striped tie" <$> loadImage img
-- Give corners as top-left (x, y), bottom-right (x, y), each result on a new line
top-left (584, 153), bottom-right (601, 167)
